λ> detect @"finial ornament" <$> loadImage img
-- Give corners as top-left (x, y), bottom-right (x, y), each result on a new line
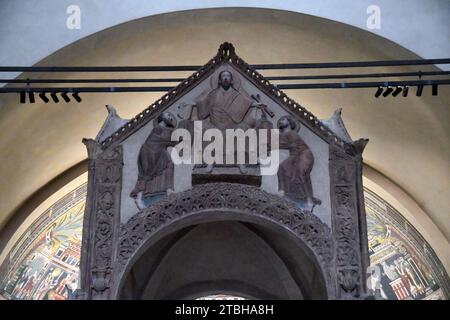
top-left (218, 42), bottom-right (236, 59)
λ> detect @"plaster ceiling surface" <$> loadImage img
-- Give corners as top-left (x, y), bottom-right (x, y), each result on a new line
top-left (0, 8), bottom-right (448, 240)
top-left (1, 0), bottom-right (449, 75)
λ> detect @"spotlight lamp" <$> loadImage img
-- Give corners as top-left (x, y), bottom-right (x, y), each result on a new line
top-left (50, 92), bottom-right (59, 103)
top-left (28, 92), bottom-right (35, 103)
top-left (402, 86), bottom-right (409, 97)
top-left (19, 92), bottom-right (26, 104)
top-left (392, 86), bottom-right (402, 97)
top-left (432, 84), bottom-right (438, 96)
top-left (61, 92), bottom-right (70, 102)
top-left (416, 84), bottom-right (424, 97)
top-left (383, 86), bottom-right (394, 97)
top-left (374, 86), bottom-right (383, 98)
top-left (39, 92), bottom-right (50, 103)
top-left (72, 92), bottom-right (82, 102)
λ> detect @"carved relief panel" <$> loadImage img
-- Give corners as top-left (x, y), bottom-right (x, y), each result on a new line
top-left (76, 43), bottom-right (370, 300)
top-left (78, 140), bottom-right (123, 300)
top-left (330, 141), bottom-right (369, 299)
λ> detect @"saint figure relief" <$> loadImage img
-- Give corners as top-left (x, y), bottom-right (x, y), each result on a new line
top-left (130, 112), bottom-right (178, 204)
top-left (195, 70), bottom-right (257, 130)
top-left (277, 115), bottom-right (321, 211)
top-left (179, 69), bottom-right (266, 173)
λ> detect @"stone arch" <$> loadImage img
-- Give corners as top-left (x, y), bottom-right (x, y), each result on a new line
top-left (113, 183), bottom-right (336, 299)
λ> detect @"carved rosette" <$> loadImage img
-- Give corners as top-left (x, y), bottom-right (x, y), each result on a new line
top-left (115, 183), bottom-right (335, 296)
top-left (78, 140), bottom-right (123, 300)
top-left (329, 142), bottom-right (369, 299)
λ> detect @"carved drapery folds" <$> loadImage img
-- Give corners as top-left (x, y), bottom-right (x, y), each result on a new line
top-left (330, 140), bottom-right (369, 299)
top-left (77, 140), bottom-right (123, 300)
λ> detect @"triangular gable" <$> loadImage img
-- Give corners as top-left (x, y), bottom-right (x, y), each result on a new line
top-left (99, 42), bottom-right (350, 151)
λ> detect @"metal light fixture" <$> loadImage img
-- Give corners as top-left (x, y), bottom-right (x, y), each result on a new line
top-left (28, 91), bottom-right (35, 103)
top-left (39, 92), bottom-right (49, 103)
top-left (72, 92), bottom-right (82, 102)
top-left (50, 92), bottom-right (59, 102)
top-left (432, 84), bottom-right (438, 96)
top-left (392, 86), bottom-right (402, 97)
top-left (383, 86), bottom-right (394, 97)
top-left (61, 92), bottom-right (70, 102)
top-left (374, 86), bottom-right (383, 98)
top-left (402, 86), bottom-right (409, 97)
top-left (416, 84), bottom-right (424, 96)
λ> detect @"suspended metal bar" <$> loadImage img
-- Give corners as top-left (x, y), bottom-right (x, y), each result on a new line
top-left (0, 86), bottom-right (174, 93)
top-left (1, 79), bottom-right (449, 93)
top-left (277, 79), bottom-right (450, 89)
top-left (254, 58), bottom-right (450, 70)
top-left (0, 66), bottom-right (199, 72)
top-left (1, 71), bottom-right (449, 84)
top-left (0, 58), bottom-right (449, 73)
top-left (0, 78), bottom-right (186, 84)
top-left (265, 70), bottom-right (450, 81)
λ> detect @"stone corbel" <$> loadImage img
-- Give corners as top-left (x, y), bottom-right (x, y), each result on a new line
top-left (351, 138), bottom-right (369, 156)
top-left (92, 269), bottom-right (112, 297)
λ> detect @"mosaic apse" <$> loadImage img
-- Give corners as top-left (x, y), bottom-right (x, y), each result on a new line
top-left (0, 184), bottom-right (86, 300)
top-left (365, 189), bottom-right (448, 300)
top-left (0, 183), bottom-right (448, 300)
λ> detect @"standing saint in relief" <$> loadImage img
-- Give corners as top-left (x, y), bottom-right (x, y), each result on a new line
top-left (130, 112), bottom-right (178, 207)
top-left (277, 115), bottom-right (321, 211)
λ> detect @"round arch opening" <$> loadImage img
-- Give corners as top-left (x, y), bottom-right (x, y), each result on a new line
top-left (117, 217), bottom-right (330, 300)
